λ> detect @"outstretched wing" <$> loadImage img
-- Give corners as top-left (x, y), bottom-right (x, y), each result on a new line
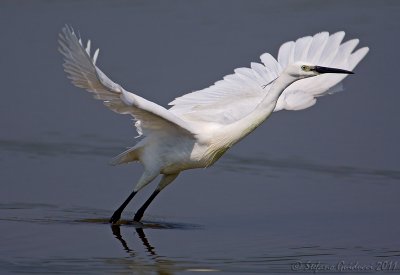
top-left (169, 32), bottom-right (369, 124)
top-left (274, 31), bottom-right (368, 111)
top-left (169, 53), bottom-right (281, 124)
top-left (58, 26), bottom-right (197, 137)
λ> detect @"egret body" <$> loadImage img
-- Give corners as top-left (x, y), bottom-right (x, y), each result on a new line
top-left (59, 27), bottom-right (368, 223)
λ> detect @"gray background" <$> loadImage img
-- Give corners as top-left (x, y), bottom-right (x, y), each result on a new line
top-left (1, 0), bottom-right (399, 274)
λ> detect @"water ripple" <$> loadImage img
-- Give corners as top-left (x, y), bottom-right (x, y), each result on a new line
top-left (0, 138), bottom-right (124, 158)
top-left (219, 154), bottom-right (400, 182)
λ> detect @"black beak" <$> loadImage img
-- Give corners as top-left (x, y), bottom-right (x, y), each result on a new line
top-left (314, 66), bottom-right (354, 74)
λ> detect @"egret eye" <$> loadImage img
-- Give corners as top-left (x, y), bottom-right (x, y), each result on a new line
top-left (301, 65), bottom-right (310, 71)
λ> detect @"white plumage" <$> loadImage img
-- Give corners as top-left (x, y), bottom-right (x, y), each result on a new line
top-left (170, 31), bottom-right (368, 122)
top-left (58, 26), bottom-right (368, 223)
top-left (59, 27), bottom-right (197, 137)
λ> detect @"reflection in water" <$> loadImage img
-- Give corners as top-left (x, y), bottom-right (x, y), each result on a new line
top-left (108, 224), bottom-right (400, 274)
top-left (0, 202), bottom-right (212, 274)
top-left (111, 224), bottom-right (164, 259)
top-left (109, 224), bottom-right (182, 274)
top-left (1, 203), bottom-right (399, 274)
top-left (135, 228), bottom-right (157, 257)
top-left (111, 225), bottom-right (135, 255)
top-left (109, 223), bottom-right (219, 274)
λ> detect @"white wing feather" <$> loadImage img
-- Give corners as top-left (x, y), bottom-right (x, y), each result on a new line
top-left (274, 31), bottom-right (368, 111)
top-left (58, 26), bottom-right (197, 137)
top-left (169, 54), bottom-right (282, 124)
top-left (169, 32), bottom-right (369, 123)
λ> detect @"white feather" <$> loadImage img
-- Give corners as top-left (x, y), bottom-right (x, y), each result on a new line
top-left (58, 26), bottom-right (197, 137)
top-left (170, 31), bottom-right (369, 119)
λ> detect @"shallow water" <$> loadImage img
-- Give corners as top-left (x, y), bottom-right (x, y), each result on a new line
top-left (1, 0), bottom-right (400, 274)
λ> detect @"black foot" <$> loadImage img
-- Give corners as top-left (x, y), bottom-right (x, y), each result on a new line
top-left (109, 190), bottom-right (138, 224)
top-left (109, 211), bottom-right (122, 224)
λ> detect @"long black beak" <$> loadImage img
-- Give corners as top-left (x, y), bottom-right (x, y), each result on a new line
top-left (315, 66), bottom-right (354, 74)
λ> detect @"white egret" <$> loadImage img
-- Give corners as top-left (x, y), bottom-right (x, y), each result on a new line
top-left (58, 26), bottom-right (368, 223)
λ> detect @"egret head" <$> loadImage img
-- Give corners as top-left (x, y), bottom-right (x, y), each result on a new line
top-left (286, 62), bottom-right (354, 79)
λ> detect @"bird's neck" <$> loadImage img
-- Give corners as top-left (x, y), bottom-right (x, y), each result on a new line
top-left (218, 73), bottom-right (297, 146)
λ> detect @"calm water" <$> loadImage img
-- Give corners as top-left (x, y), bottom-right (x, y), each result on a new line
top-left (1, 0), bottom-right (400, 274)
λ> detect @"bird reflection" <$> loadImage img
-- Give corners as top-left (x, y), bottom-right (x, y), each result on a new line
top-left (110, 224), bottom-right (175, 274)
top-left (135, 227), bottom-right (157, 257)
top-left (111, 224), bottom-right (157, 256)
top-left (110, 225), bottom-right (135, 255)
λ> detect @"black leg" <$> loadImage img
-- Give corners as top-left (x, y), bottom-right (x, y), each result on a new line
top-left (133, 190), bottom-right (160, 222)
top-left (109, 190), bottom-right (137, 224)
